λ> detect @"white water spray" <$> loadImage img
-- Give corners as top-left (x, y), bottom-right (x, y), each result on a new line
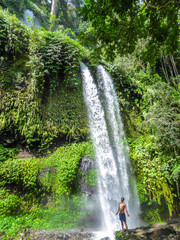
top-left (80, 63), bottom-right (142, 239)
top-left (22, 9), bottom-right (41, 28)
top-left (51, 0), bottom-right (57, 15)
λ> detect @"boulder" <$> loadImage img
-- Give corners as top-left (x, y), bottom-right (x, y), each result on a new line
top-left (79, 156), bottom-right (97, 196)
top-left (115, 219), bottom-right (180, 240)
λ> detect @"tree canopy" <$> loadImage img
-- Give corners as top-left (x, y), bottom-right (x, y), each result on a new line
top-left (79, 0), bottom-right (179, 63)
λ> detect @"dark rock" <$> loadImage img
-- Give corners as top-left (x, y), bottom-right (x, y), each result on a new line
top-left (78, 168), bottom-right (104, 231)
top-left (17, 229), bottom-right (93, 240)
top-left (63, 234), bottom-right (71, 240)
top-left (79, 156), bottom-right (96, 196)
top-left (0, 132), bottom-right (20, 146)
top-left (48, 233), bottom-right (55, 238)
top-left (16, 148), bottom-right (35, 159)
top-left (116, 219), bottom-right (180, 240)
top-left (56, 233), bottom-right (63, 239)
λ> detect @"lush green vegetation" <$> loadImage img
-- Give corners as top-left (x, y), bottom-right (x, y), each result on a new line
top-left (0, 7), bottom-right (90, 151)
top-left (0, 142), bottom-right (94, 237)
top-left (0, 144), bottom-right (17, 163)
top-left (79, 0), bottom-right (179, 63)
top-left (0, 9), bottom-right (94, 238)
top-left (42, 141), bottom-right (94, 195)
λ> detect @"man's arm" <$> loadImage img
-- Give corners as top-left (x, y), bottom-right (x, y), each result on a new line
top-left (125, 204), bottom-right (130, 217)
top-left (115, 203), bottom-right (120, 215)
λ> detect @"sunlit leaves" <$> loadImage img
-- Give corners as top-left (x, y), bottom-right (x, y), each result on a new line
top-left (142, 82), bottom-right (180, 154)
top-left (43, 142), bottom-right (94, 195)
top-left (79, 0), bottom-right (179, 63)
top-left (0, 7), bottom-right (29, 58)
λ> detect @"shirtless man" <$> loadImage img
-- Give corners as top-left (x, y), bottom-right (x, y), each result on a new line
top-left (115, 197), bottom-right (130, 235)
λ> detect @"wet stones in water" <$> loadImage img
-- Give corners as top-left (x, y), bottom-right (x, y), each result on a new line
top-left (100, 237), bottom-right (111, 240)
top-left (19, 230), bottom-right (92, 240)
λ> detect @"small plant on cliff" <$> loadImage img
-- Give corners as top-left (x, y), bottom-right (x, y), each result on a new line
top-left (84, 169), bottom-right (97, 187)
top-left (0, 145), bottom-right (17, 163)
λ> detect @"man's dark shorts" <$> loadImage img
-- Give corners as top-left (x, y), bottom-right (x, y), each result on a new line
top-left (119, 213), bottom-right (126, 222)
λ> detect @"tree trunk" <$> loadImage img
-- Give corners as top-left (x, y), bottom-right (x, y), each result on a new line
top-left (160, 55), bottom-right (170, 84)
top-left (170, 55), bottom-right (178, 77)
top-left (170, 55), bottom-right (179, 90)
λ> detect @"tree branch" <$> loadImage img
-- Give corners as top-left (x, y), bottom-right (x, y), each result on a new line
top-left (119, 0), bottom-right (174, 35)
top-left (131, 2), bottom-right (148, 26)
top-left (119, 2), bottom-right (148, 33)
top-left (143, 0), bottom-right (173, 9)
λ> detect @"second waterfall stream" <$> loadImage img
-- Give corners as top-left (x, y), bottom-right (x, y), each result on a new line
top-left (80, 63), bottom-right (142, 239)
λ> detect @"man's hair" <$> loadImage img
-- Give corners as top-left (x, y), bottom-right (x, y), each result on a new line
top-left (121, 197), bottom-right (125, 201)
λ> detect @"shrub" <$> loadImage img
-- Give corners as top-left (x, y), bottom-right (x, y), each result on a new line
top-left (43, 141), bottom-right (94, 195)
top-left (0, 188), bottom-right (26, 215)
top-left (0, 145), bottom-right (17, 163)
top-left (0, 157), bottom-right (42, 191)
top-left (0, 7), bottom-right (29, 58)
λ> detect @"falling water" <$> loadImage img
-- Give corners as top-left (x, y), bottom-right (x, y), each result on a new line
top-left (51, 0), bottom-right (57, 15)
top-left (80, 63), bottom-right (142, 239)
top-left (22, 9), bottom-right (41, 28)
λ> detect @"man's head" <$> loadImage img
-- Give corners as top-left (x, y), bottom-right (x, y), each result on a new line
top-left (121, 197), bottom-right (124, 202)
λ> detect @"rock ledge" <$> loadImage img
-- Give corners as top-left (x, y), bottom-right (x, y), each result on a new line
top-left (116, 219), bottom-right (180, 240)
top-left (15, 219), bottom-right (180, 240)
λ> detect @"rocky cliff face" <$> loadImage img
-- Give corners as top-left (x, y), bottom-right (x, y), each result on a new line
top-left (79, 156), bottom-right (97, 196)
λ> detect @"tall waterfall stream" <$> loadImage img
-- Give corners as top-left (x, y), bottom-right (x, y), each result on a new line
top-left (80, 63), bottom-right (142, 239)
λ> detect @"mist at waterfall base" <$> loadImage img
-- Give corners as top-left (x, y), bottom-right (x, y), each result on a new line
top-left (80, 63), bottom-right (143, 239)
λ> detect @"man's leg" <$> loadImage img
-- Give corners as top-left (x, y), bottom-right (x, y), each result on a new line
top-left (124, 221), bottom-right (129, 235)
top-left (121, 221), bottom-right (124, 233)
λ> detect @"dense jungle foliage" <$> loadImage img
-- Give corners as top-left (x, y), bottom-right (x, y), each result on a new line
top-left (79, 0), bottom-right (179, 64)
top-left (0, 0), bottom-right (179, 238)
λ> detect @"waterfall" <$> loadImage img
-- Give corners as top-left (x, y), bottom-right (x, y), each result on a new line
top-left (80, 62), bottom-right (142, 239)
top-left (51, 0), bottom-right (57, 15)
top-left (22, 9), bottom-right (41, 28)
